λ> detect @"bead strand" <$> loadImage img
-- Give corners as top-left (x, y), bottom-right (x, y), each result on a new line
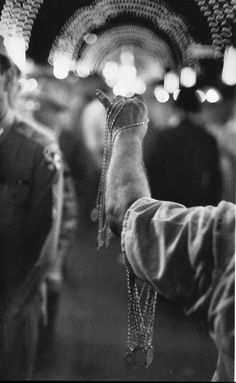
top-left (112, 119), bottom-right (150, 143)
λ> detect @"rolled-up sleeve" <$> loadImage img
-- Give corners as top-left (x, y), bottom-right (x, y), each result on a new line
top-left (121, 197), bottom-right (235, 314)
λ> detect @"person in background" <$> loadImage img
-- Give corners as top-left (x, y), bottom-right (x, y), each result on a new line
top-left (31, 89), bottom-right (78, 349)
top-left (146, 87), bottom-right (222, 207)
top-left (0, 52), bottom-right (64, 380)
top-left (80, 97), bottom-right (106, 171)
top-left (78, 97), bottom-right (106, 223)
top-left (96, 89), bottom-right (235, 382)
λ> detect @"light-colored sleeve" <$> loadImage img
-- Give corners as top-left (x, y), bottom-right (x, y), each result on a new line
top-left (121, 197), bottom-right (231, 312)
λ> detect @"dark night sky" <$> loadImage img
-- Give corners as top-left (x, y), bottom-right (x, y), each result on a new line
top-left (27, 0), bottom-right (92, 63)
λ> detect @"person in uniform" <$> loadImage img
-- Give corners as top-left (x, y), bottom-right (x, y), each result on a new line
top-left (96, 89), bottom-right (235, 382)
top-left (0, 52), bottom-right (64, 379)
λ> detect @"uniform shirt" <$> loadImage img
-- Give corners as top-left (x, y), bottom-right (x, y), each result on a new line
top-left (0, 109), bottom-right (63, 313)
top-left (121, 197), bottom-right (235, 381)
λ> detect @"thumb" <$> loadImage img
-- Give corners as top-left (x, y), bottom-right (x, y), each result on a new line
top-left (96, 89), bottom-right (111, 110)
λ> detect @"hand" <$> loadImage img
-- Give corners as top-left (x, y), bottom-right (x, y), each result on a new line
top-left (96, 89), bottom-right (149, 142)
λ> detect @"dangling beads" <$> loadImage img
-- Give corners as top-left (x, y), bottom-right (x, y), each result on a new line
top-left (124, 258), bottom-right (158, 369)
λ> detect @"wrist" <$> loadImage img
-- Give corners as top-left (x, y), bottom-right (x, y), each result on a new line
top-left (113, 131), bottom-right (144, 150)
top-left (112, 122), bottom-right (148, 145)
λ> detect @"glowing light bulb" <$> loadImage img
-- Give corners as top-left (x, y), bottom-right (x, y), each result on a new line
top-left (205, 88), bottom-right (221, 103)
top-left (134, 78), bottom-right (146, 94)
top-left (76, 61), bottom-right (90, 78)
top-left (120, 50), bottom-right (134, 65)
top-left (4, 36), bottom-right (26, 72)
top-left (154, 86), bottom-right (169, 103)
top-left (102, 61), bottom-right (119, 86)
top-left (222, 46), bottom-right (236, 86)
top-left (180, 67), bottom-right (197, 88)
top-left (118, 64), bottom-right (137, 82)
top-left (25, 59), bottom-right (35, 74)
top-left (164, 72), bottom-right (179, 93)
top-left (53, 55), bottom-right (70, 79)
top-left (112, 63), bottom-right (137, 96)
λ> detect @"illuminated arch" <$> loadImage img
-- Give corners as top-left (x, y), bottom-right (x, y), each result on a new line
top-left (49, 0), bottom-right (199, 71)
top-left (80, 24), bottom-right (176, 75)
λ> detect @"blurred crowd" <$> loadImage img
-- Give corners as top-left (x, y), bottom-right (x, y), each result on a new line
top-left (18, 64), bottom-right (236, 211)
top-left (0, 45), bottom-right (235, 380)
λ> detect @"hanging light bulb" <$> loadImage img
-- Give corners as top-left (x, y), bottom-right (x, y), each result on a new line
top-left (154, 86), bottom-right (169, 103)
top-left (222, 46), bottom-right (236, 86)
top-left (112, 63), bottom-right (137, 97)
top-left (120, 49), bottom-right (134, 65)
top-left (164, 71), bottom-right (179, 93)
top-left (76, 61), bottom-right (90, 78)
top-left (205, 88), bottom-right (221, 103)
top-left (134, 78), bottom-right (146, 94)
top-left (102, 61), bottom-right (119, 86)
top-left (180, 67), bottom-right (197, 88)
top-left (53, 54), bottom-right (70, 79)
top-left (4, 36), bottom-right (26, 72)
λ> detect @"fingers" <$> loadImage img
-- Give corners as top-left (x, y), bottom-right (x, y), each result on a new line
top-left (131, 93), bottom-right (144, 101)
top-left (96, 89), bottom-right (148, 121)
top-left (96, 89), bottom-right (112, 109)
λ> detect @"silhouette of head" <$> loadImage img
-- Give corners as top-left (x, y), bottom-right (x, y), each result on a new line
top-left (176, 87), bottom-right (200, 113)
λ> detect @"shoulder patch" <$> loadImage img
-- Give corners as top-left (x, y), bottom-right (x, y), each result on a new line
top-left (43, 143), bottom-right (62, 171)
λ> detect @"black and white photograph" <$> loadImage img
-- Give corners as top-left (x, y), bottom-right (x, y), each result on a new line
top-left (0, 0), bottom-right (235, 381)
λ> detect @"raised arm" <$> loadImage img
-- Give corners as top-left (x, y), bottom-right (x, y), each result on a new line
top-left (96, 90), bottom-right (151, 236)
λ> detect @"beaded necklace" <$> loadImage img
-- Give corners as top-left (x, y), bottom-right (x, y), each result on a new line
top-left (94, 97), bottom-right (157, 368)
top-left (124, 264), bottom-right (158, 368)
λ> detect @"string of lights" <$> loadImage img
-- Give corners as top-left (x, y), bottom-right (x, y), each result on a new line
top-left (49, 0), bottom-right (198, 71)
top-left (79, 24), bottom-right (175, 75)
top-left (194, 0), bottom-right (236, 54)
top-left (0, 0), bottom-right (43, 50)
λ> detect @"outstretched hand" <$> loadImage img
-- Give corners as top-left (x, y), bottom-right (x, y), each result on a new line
top-left (96, 89), bottom-right (149, 142)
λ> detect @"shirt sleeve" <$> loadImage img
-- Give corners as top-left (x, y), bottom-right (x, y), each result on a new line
top-left (121, 197), bottom-right (219, 312)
